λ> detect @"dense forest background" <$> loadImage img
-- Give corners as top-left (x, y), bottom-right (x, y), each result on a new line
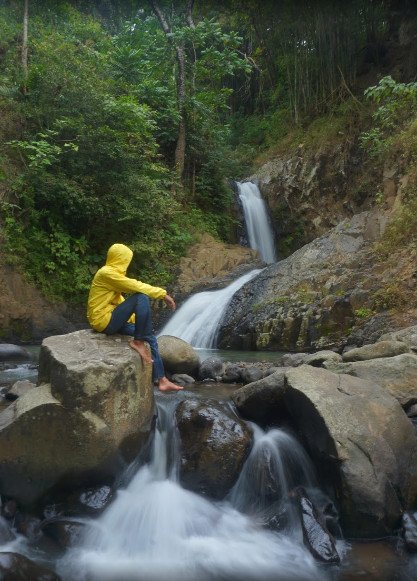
top-left (1, 0), bottom-right (417, 303)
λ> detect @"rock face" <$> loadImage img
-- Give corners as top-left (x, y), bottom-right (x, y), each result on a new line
top-left (251, 140), bottom-right (373, 257)
top-left (174, 233), bottom-right (261, 295)
top-left (324, 353), bottom-right (417, 408)
top-left (157, 335), bottom-right (200, 377)
top-left (0, 330), bottom-right (154, 506)
top-left (175, 399), bottom-right (252, 499)
top-left (0, 261), bottom-right (77, 343)
top-left (285, 366), bottom-right (417, 537)
top-left (218, 211), bottom-right (389, 352)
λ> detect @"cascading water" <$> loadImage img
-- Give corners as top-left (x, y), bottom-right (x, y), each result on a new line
top-left (228, 423), bottom-right (316, 539)
top-left (58, 396), bottom-right (327, 581)
top-left (236, 181), bottom-right (277, 264)
top-left (159, 269), bottom-right (261, 348)
top-left (160, 182), bottom-right (276, 348)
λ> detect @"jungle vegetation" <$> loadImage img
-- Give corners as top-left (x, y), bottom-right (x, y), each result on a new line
top-left (0, 0), bottom-right (416, 301)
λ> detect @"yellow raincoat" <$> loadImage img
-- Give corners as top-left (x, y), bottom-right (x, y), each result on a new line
top-left (87, 243), bottom-right (167, 332)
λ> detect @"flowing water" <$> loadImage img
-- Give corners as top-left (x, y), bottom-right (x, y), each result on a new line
top-left (237, 181), bottom-right (277, 264)
top-left (159, 269), bottom-right (262, 348)
top-left (57, 396), bottom-right (328, 581)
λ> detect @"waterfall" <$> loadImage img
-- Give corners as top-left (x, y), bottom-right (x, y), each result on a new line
top-left (58, 397), bottom-right (324, 581)
top-left (159, 269), bottom-right (261, 348)
top-left (237, 181), bottom-right (276, 264)
top-left (228, 424), bottom-right (316, 541)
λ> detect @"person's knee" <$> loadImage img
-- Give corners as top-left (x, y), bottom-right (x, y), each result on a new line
top-left (134, 293), bottom-right (150, 309)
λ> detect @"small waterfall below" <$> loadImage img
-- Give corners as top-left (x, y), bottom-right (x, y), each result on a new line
top-left (236, 181), bottom-right (277, 264)
top-left (159, 269), bottom-right (261, 348)
top-left (228, 423), bottom-right (316, 539)
top-left (58, 397), bottom-right (325, 581)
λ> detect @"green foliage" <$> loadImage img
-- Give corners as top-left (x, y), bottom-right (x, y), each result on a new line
top-left (372, 284), bottom-right (406, 312)
top-left (354, 307), bottom-right (374, 319)
top-left (360, 76), bottom-right (417, 158)
top-left (0, 3), bottom-right (247, 303)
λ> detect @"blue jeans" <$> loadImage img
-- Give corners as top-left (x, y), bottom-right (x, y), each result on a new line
top-left (103, 293), bottom-right (165, 381)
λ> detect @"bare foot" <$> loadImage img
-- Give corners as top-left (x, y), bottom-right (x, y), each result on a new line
top-left (158, 377), bottom-right (183, 392)
top-left (129, 340), bottom-right (153, 365)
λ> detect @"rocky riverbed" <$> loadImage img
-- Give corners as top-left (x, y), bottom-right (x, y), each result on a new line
top-left (0, 328), bottom-right (417, 578)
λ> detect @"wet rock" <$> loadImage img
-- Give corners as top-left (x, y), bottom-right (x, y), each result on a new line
top-left (402, 512), bottom-right (417, 552)
top-left (2, 499), bottom-right (18, 520)
top-left (342, 340), bottom-right (410, 362)
top-left (176, 399), bottom-right (252, 499)
top-left (65, 485), bottom-right (113, 516)
top-left (171, 374), bottom-right (195, 387)
top-left (199, 357), bottom-right (225, 381)
top-left (5, 380), bottom-right (35, 401)
top-left (0, 516), bottom-right (14, 543)
top-left (284, 365), bottom-right (417, 537)
top-left (14, 514), bottom-right (42, 542)
top-left (41, 518), bottom-right (85, 549)
top-left (0, 344), bottom-right (30, 362)
top-left (282, 353), bottom-right (309, 367)
top-left (232, 370), bottom-right (287, 425)
top-left (324, 353), bottom-right (417, 408)
top-left (0, 552), bottom-right (60, 580)
top-left (241, 366), bottom-right (264, 385)
top-left (221, 363), bottom-right (242, 383)
top-left (407, 403), bottom-right (417, 418)
top-left (304, 351), bottom-right (342, 367)
top-left (380, 325), bottom-right (417, 351)
top-left (157, 335), bottom-right (200, 377)
top-left (297, 489), bottom-right (340, 564)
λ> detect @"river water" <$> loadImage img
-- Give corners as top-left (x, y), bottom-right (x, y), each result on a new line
top-left (0, 354), bottom-right (415, 579)
top-left (57, 395), bottom-right (334, 581)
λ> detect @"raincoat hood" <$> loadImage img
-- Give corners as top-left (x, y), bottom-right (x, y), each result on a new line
top-left (106, 243), bottom-right (133, 273)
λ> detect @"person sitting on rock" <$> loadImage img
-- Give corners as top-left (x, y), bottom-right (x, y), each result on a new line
top-left (87, 243), bottom-right (183, 392)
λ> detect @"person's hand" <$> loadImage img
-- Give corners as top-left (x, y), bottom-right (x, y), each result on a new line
top-left (164, 294), bottom-right (176, 310)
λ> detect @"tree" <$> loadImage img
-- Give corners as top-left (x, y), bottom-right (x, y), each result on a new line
top-left (147, 0), bottom-right (250, 183)
top-left (21, 0), bottom-right (29, 93)
top-left (148, 0), bottom-right (192, 178)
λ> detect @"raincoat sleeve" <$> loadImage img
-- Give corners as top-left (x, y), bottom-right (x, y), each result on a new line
top-left (102, 270), bottom-right (167, 300)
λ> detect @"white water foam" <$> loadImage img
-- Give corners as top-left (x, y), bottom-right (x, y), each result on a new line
top-left (58, 398), bottom-right (325, 581)
top-left (159, 269), bottom-right (261, 348)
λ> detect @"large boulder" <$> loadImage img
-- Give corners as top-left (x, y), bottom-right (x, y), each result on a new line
top-left (0, 330), bottom-right (154, 505)
top-left (175, 399), bottom-right (252, 499)
top-left (38, 329), bottom-right (154, 460)
top-left (342, 340), bottom-right (409, 362)
top-left (0, 384), bottom-right (121, 505)
top-left (284, 365), bottom-right (417, 537)
top-left (157, 335), bottom-right (200, 377)
top-left (324, 353), bottom-right (417, 408)
top-left (232, 369), bottom-right (287, 425)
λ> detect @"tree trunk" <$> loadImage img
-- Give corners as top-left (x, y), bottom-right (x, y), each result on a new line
top-left (149, 0), bottom-right (187, 179)
top-left (21, 0), bottom-right (29, 94)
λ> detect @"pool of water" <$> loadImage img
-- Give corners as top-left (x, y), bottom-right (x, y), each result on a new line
top-left (195, 348), bottom-right (284, 364)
